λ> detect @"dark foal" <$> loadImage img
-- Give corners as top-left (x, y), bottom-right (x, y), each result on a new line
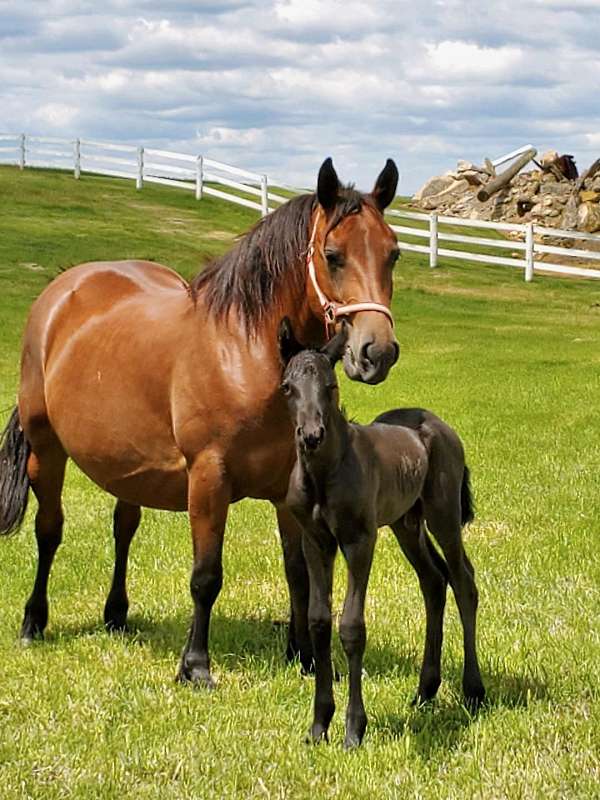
top-left (278, 319), bottom-right (484, 748)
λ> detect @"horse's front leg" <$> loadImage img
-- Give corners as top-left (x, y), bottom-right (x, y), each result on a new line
top-left (338, 528), bottom-right (376, 749)
top-left (177, 453), bottom-right (230, 689)
top-left (276, 505), bottom-right (313, 673)
top-left (302, 528), bottom-right (337, 743)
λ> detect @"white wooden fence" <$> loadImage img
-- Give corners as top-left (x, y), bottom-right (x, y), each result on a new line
top-left (1, 132), bottom-right (599, 282)
top-left (0, 132), bottom-right (293, 217)
top-left (386, 209), bottom-right (600, 282)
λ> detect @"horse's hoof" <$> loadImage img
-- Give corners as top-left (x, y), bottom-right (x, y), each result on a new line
top-left (20, 634), bottom-right (37, 648)
top-left (176, 666), bottom-right (216, 690)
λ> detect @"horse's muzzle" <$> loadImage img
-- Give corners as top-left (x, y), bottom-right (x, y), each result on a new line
top-left (344, 339), bottom-right (399, 385)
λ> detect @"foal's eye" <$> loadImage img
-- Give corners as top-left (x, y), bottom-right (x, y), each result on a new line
top-left (280, 381), bottom-right (291, 396)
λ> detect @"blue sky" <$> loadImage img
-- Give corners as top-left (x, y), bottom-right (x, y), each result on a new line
top-left (1, 0), bottom-right (599, 192)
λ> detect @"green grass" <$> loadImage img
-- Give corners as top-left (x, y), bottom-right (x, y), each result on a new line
top-left (1, 165), bottom-right (599, 799)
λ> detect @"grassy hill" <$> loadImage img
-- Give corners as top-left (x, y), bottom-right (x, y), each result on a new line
top-left (0, 165), bottom-right (599, 799)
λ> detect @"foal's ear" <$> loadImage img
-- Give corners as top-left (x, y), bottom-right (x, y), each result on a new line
top-left (371, 159), bottom-right (399, 212)
top-left (321, 320), bottom-right (349, 366)
top-left (317, 157), bottom-right (339, 214)
top-left (278, 317), bottom-right (304, 366)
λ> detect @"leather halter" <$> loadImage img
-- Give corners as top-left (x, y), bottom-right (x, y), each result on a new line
top-left (306, 213), bottom-right (395, 338)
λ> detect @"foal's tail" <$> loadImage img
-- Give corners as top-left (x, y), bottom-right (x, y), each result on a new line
top-left (0, 407), bottom-right (31, 536)
top-left (460, 464), bottom-right (475, 527)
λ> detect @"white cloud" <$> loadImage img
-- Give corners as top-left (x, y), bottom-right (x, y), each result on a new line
top-left (0, 1), bottom-right (599, 191)
top-left (425, 41), bottom-right (523, 79)
top-left (34, 103), bottom-right (79, 127)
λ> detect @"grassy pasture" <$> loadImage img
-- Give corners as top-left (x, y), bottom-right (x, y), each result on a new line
top-left (0, 165), bottom-right (599, 799)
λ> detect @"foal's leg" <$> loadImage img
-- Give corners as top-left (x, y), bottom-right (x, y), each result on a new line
top-left (391, 518), bottom-right (448, 703)
top-left (21, 445), bottom-right (67, 643)
top-left (302, 529), bottom-right (337, 743)
top-left (104, 500), bottom-right (142, 631)
top-left (426, 509), bottom-right (485, 707)
top-left (338, 530), bottom-right (376, 749)
top-left (276, 506), bottom-right (313, 673)
top-left (177, 456), bottom-right (230, 689)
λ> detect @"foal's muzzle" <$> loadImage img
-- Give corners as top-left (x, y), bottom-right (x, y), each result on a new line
top-left (298, 425), bottom-right (325, 452)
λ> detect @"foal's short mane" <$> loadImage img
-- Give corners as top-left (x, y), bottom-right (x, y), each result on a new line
top-left (190, 186), bottom-right (366, 329)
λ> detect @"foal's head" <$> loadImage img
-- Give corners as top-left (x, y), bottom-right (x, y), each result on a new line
top-left (278, 317), bottom-right (348, 454)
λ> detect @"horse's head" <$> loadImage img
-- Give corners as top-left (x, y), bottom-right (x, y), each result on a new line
top-left (278, 318), bottom-right (348, 454)
top-left (307, 158), bottom-right (400, 385)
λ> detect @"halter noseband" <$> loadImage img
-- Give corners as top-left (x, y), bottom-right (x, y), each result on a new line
top-left (306, 213), bottom-right (395, 338)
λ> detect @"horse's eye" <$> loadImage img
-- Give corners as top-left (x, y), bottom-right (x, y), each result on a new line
top-left (280, 381), bottom-right (291, 396)
top-left (389, 249), bottom-right (400, 267)
top-left (325, 249), bottom-right (344, 270)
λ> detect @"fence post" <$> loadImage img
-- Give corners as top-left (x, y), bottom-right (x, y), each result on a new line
top-left (19, 133), bottom-right (26, 170)
top-left (525, 222), bottom-right (534, 282)
top-left (136, 146), bottom-right (144, 190)
top-left (195, 155), bottom-right (203, 200)
top-left (260, 174), bottom-right (269, 217)
top-left (74, 138), bottom-right (81, 180)
top-left (429, 212), bottom-right (438, 268)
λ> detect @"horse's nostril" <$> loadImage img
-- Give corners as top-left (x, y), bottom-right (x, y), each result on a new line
top-left (391, 341), bottom-right (400, 364)
top-left (360, 340), bottom-right (375, 365)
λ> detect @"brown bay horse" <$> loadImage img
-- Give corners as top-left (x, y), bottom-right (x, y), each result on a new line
top-left (278, 320), bottom-right (484, 747)
top-left (0, 157), bottom-right (400, 687)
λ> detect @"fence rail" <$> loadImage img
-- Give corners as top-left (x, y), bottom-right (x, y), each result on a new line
top-left (385, 208), bottom-right (600, 282)
top-left (1, 133), bottom-right (599, 281)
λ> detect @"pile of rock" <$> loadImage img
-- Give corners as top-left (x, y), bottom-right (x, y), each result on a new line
top-left (413, 151), bottom-right (600, 234)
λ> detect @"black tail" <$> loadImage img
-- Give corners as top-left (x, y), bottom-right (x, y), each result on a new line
top-left (0, 407), bottom-right (31, 535)
top-left (460, 464), bottom-right (475, 526)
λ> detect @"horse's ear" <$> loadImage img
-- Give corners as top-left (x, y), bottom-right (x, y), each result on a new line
top-left (317, 157), bottom-right (339, 214)
top-left (321, 320), bottom-right (349, 366)
top-left (371, 159), bottom-right (399, 212)
top-left (278, 317), bottom-right (303, 366)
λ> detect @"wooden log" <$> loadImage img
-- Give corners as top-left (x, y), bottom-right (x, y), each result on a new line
top-left (575, 158), bottom-right (600, 192)
top-left (477, 148), bottom-right (537, 202)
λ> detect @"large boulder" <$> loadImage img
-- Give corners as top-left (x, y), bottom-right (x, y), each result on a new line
top-left (413, 176), bottom-right (457, 203)
top-left (420, 179), bottom-right (471, 210)
top-left (577, 201), bottom-right (600, 233)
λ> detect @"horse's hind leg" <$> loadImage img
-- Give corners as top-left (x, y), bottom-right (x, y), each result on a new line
top-left (425, 508), bottom-right (485, 707)
top-left (21, 444), bottom-right (67, 643)
top-left (104, 500), bottom-right (141, 631)
top-left (391, 516), bottom-right (448, 703)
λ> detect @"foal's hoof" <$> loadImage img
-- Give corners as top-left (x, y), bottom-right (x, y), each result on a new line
top-left (20, 633), bottom-right (40, 648)
top-left (464, 686), bottom-right (486, 713)
top-left (176, 665), bottom-right (216, 691)
top-left (105, 619), bottom-right (129, 634)
top-left (343, 732), bottom-right (363, 750)
top-left (305, 726), bottom-right (328, 745)
top-left (19, 621), bottom-right (44, 646)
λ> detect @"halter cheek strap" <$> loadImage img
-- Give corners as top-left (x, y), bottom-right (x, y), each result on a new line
top-left (306, 216), bottom-right (395, 337)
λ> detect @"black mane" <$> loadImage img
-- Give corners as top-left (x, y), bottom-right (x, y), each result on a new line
top-left (190, 187), bottom-right (365, 330)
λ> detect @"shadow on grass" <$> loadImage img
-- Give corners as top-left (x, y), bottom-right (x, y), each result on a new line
top-left (45, 611), bottom-right (550, 710)
top-left (371, 666), bottom-right (550, 757)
